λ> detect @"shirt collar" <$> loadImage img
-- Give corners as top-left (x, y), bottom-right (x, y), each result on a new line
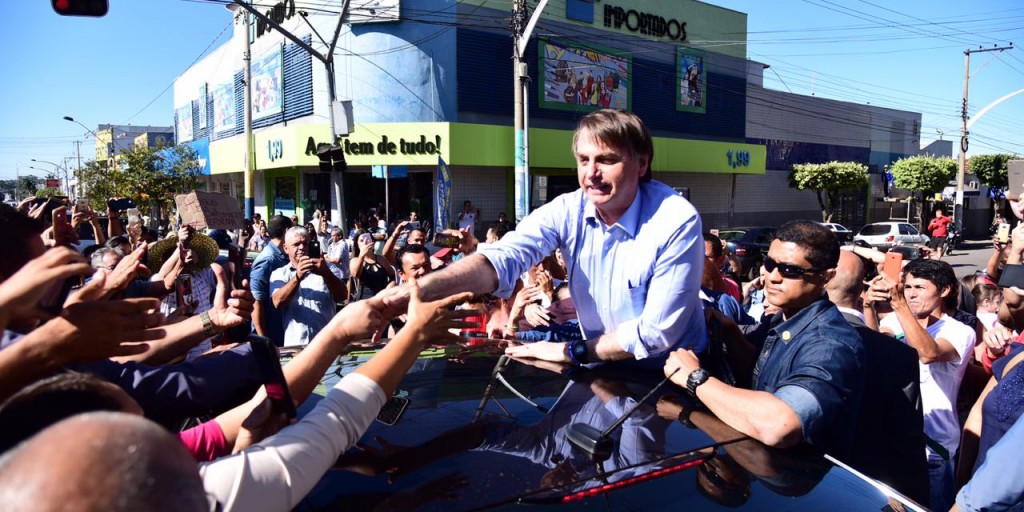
top-left (582, 187), bottom-right (643, 237)
top-left (768, 295), bottom-right (834, 340)
top-left (836, 306), bottom-right (865, 323)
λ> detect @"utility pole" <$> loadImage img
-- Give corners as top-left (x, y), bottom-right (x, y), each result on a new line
top-left (956, 44), bottom-right (1013, 231)
top-left (242, 6), bottom-right (255, 220)
top-left (230, 0), bottom-right (352, 229)
top-left (511, 0), bottom-right (548, 222)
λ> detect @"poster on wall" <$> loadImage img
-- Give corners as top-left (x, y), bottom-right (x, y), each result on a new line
top-left (252, 45), bottom-right (283, 120)
top-left (176, 104), bottom-right (194, 143)
top-left (676, 48), bottom-right (706, 114)
top-left (539, 39), bottom-right (630, 112)
top-left (197, 83), bottom-right (208, 129)
top-left (212, 81), bottom-right (236, 133)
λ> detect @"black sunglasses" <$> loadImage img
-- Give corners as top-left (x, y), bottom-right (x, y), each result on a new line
top-left (764, 256), bottom-right (826, 279)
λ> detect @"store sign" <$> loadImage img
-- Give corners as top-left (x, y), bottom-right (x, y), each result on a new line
top-left (267, 139), bottom-right (284, 162)
top-left (254, 0), bottom-right (296, 40)
top-left (337, 135), bottom-right (443, 157)
top-left (603, 4), bottom-right (687, 42)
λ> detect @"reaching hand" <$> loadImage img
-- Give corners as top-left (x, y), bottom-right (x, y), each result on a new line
top-left (208, 271), bottom-right (254, 331)
top-left (31, 297), bottom-right (167, 362)
top-left (402, 277), bottom-right (477, 346)
top-left (983, 323), bottom-right (1015, 359)
top-left (233, 396), bottom-right (292, 454)
top-left (332, 299), bottom-right (386, 341)
top-left (523, 303), bottom-right (551, 327)
top-left (0, 248), bottom-right (93, 327)
top-left (656, 394), bottom-right (685, 421)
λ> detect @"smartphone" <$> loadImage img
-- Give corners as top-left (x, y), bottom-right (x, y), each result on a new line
top-left (432, 232), bottom-right (461, 249)
top-left (107, 198), bottom-right (136, 211)
top-left (127, 208), bottom-right (141, 228)
top-left (249, 335), bottom-right (297, 419)
top-left (74, 199), bottom-right (91, 213)
top-left (883, 251), bottom-right (904, 282)
top-left (998, 223), bottom-right (1011, 244)
top-left (308, 239), bottom-right (321, 259)
top-left (175, 274), bottom-right (194, 316)
top-left (709, 228), bottom-right (720, 236)
top-left (999, 264), bottom-right (1024, 289)
top-left (408, 220), bottom-right (421, 230)
top-left (1009, 160), bottom-right (1024, 200)
top-left (375, 395), bottom-right (410, 426)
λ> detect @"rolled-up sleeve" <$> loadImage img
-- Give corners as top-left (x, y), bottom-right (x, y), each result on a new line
top-left (200, 373), bottom-right (386, 512)
top-left (477, 197), bottom-right (568, 298)
top-left (614, 213), bottom-right (707, 358)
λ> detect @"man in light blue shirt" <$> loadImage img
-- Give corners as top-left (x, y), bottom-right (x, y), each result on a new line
top-left (379, 109), bottom-right (706, 363)
top-left (270, 227), bottom-right (348, 347)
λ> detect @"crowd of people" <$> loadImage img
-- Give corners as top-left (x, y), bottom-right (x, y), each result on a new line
top-left (0, 109), bottom-right (1021, 511)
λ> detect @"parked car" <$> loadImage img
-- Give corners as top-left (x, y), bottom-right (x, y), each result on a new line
top-left (297, 343), bottom-right (925, 511)
top-left (716, 227), bottom-right (776, 281)
top-left (854, 222), bottom-right (929, 250)
top-left (820, 222), bottom-right (854, 243)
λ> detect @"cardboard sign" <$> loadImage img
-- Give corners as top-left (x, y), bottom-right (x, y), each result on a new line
top-left (1008, 160), bottom-right (1024, 200)
top-left (174, 191), bottom-right (244, 230)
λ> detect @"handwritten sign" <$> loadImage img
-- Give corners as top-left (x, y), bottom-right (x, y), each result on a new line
top-left (174, 191), bottom-right (244, 230)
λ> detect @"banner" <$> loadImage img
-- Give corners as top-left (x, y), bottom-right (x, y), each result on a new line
top-left (539, 39), bottom-right (630, 112)
top-left (676, 48), bottom-right (706, 114)
top-left (252, 45), bottom-right (283, 121)
top-left (176, 104), bottom-right (194, 143)
top-left (435, 157), bottom-right (452, 231)
top-left (212, 81), bottom-right (236, 133)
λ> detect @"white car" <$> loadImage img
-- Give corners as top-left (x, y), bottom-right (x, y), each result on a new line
top-left (854, 222), bottom-right (929, 250)
top-left (820, 222), bottom-right (854, 243)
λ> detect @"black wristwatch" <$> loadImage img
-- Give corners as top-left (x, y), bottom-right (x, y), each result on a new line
top-left (678, 408), bottom-right (697, 429)
top-left (568, 339), bottom-right (588, 365)
top-left (685, 368), bottom-right (710, 397)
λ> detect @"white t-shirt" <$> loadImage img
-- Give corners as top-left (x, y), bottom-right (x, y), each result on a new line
top-left (880, 313), bottom-right (976, 460)
top-left (976, 311), bottom-right (999, 332)
top-left (458, 210), bottom-right (477, 236)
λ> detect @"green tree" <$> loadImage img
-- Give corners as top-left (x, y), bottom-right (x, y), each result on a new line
top-left (890, 155), bottom-right (957, 226)
top-left (788, 161), bottom-right (869, 222)
top-left (75, 144), bottom-right (202, 218)
top-left (969, 153), bottom-right (1019, 190)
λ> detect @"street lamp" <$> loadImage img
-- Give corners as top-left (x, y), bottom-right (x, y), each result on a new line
top-left (30, 159), bottom-right (70, 197)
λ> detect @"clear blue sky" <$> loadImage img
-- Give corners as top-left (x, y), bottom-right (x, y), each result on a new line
top-left (2, 0), bottom-right (1023, 181)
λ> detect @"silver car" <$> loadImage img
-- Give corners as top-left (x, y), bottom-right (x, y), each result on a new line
top-left (854, 222), bottom-right (929, 250)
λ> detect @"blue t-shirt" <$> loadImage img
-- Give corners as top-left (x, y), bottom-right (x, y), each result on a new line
top-left (249, 242), bottom-right (290, 345)
top-left (976, 343), bottom-right (1024, 472)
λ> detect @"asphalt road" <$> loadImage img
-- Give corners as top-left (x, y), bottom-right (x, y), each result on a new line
top-left (938, 239), bottom-right (996, 279)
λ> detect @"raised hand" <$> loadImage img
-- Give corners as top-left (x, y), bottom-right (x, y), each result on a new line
top-left (209, 272), bottom-right (255, 331)
top-left (331, 299), bottom-right (386, 341)
top-left (403, 278), bottom-right (477, 346)
top-left (0, 248), bottom-right (93, 326)
top-left (31, 297), bottom-right (167, 362)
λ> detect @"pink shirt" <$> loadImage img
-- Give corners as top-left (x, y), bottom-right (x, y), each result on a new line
top-left (178, 419), bottom-right (229, 462)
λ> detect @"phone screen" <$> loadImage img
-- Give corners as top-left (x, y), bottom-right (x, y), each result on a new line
top-left (249, 335), bottom-right (297, 418)
top-left (883, 252), bottom-right (904, 282)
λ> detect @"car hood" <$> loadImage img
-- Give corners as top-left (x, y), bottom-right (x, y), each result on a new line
top-left (294, 341), bottom-right (922, 511)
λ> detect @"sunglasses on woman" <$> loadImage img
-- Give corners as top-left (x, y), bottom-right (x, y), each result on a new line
top-left (764, 256), bottom-right (826, 279)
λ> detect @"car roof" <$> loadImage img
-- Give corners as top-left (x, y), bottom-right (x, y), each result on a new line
top-left (296, 342), bottom-right (921, 511)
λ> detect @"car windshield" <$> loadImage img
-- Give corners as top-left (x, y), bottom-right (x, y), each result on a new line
top-left (718, 230), bottom-right (746, 242)
top-left (859, 224), bottom-right (891, 236)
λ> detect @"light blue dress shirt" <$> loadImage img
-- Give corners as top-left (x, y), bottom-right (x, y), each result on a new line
top-left (269, 266), bottom-right (337, 347)
top-left (478, 180), bottom-right (707, 358)
top-left (956, 412), bottom-right (1024, 512)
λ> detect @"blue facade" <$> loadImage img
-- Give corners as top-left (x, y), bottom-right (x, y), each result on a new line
top-left (747, 138), bottom-right (872, 171)
top-left (456, 28), bottom-right (746, 139)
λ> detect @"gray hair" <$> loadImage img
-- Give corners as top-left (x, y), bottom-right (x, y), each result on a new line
top-left (90, 247), bottom-right (124, 269)
top-left (285, 226), bottom-right (309, 242)
top-left (331, 227), bottom-right (343, 236)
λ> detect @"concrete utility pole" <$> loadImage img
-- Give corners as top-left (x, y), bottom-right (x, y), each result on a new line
top-left (512, 0), bottom-right (548, 222)
top-left (955, 44), bottom-right (1013, 230)
top-left (242, 6), bottom-right (255, 219)
top-left (229, 0), bottom-right (352, 228)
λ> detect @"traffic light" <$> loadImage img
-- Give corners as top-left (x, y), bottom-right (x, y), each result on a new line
top-left (316, 143), bottom-right (347, 173)
top-left (52, 0), bottom-right (108, 17)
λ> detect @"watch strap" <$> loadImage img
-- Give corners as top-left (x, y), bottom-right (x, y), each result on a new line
top-left (199, 311), bottom-right (217, 337)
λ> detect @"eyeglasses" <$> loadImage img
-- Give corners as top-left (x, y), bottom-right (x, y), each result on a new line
top-left (764, 256), bottom-right (826, 279)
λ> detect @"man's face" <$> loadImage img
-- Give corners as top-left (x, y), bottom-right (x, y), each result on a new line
top-left (407, 229), bottom-right (425, 246)
top-left (903, 273), bottom-right (947, 318)
top-left (935, 209), bottom-right (944, 217)
top-left (100, 252), bottom-right (122, 272)
top-left (763, 240), bottom-right (830, 315)
top-left (575, 128), bottom-right (646, 223)
top-left (400, 252), bottom-right (431, 279)
top-left (284, 233), bottom-right (308, 264)
top-left (409, 212), bottom-right (418, 222)
top-left (463, 202), bottom-right (472, 213)
top-left (331, 231), bottom-right (342, 242)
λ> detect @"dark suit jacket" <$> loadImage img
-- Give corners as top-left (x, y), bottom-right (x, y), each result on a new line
top-left (841, 311), bottom-right (930, 506)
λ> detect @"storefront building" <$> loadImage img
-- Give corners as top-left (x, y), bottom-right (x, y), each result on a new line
top-left (173, 0), bottom-right (925, 231)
